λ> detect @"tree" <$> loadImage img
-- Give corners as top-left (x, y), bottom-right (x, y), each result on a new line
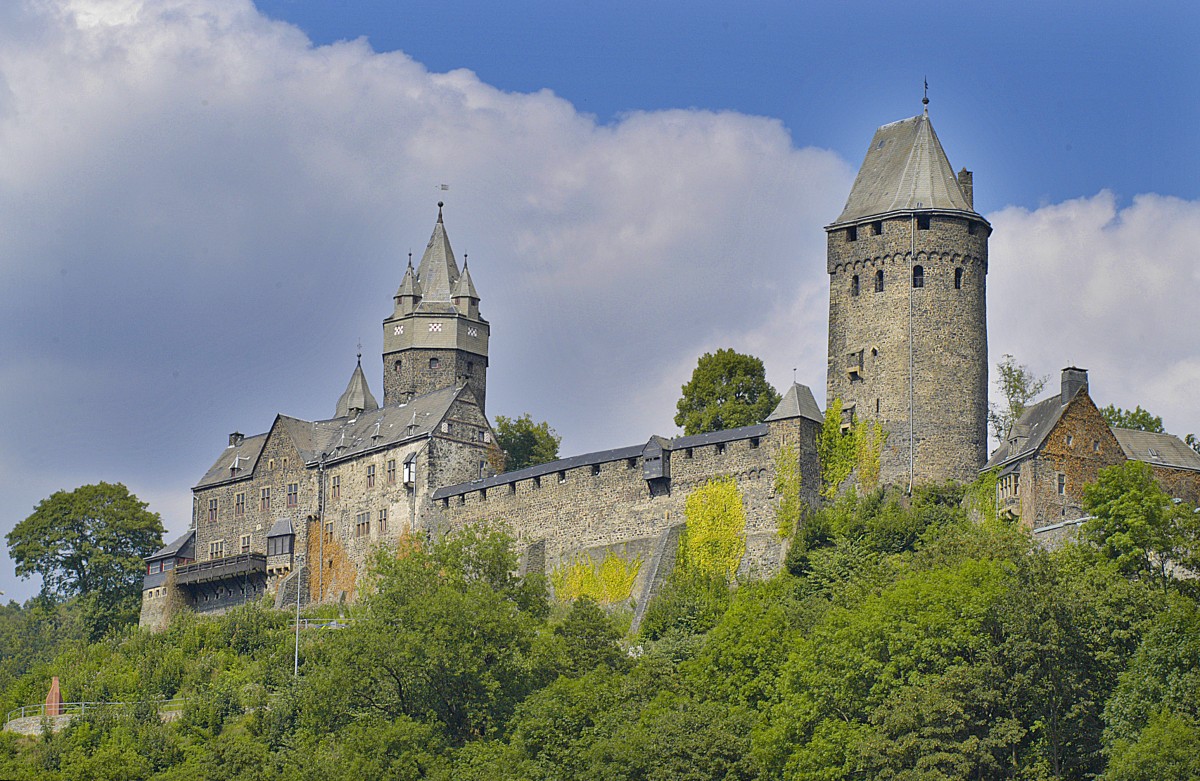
top-left (7, 483), bottom-right (164, 608)
top-left (494, 414), bottom-right (561, 471)
top-left (1101, 404), bottom-right (1166, 433)
top-left (1186, 433), bottom-right (1200, 456)
top-left (674, 349), bottom-right (781, 435)
top-left (1081, 461), bottom-right (1200, 592)
top-left (988, 354), bottom-right (1047, 440)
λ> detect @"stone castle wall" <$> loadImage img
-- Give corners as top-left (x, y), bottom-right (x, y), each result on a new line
top-left (826, 214), bottom-right (988, 486)
top-left (432, 417), bottom-right (821, 605)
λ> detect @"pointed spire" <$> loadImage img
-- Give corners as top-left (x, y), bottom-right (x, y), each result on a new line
top-left (832, 110), bottom-right (974, 225)
top-left (414, 202), bottom-right (460, 303)
top-left (452, 257), bottom-right (479, 301)
top-left (335, 357), bottom-right (379, 418)
top-left (395, 257), bottom-right (423, 299)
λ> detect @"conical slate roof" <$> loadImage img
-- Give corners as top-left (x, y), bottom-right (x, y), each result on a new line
top-left (415, 203), bottom-right (460, 303)
top-left (452, 261), bottom-right (479, 300)
top-left (335, 359), bottom-right (379, 418)
top-left (395, 259), bottom-right (423, 299)
top-left (832, 111), bottom-right (975, 225)
top-left (765, 383), bottom-right (823, 423)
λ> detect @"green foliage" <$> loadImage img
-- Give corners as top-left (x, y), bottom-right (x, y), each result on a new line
top-left (854, 418), bottom-right (887, 491)
top-left (552, 598), bottom-right (627, 677)
top-left (1104, 710), bottom-right (1200, 781)
top-left (1082, 460), bottom-right (1200, 591)
top-left (673, 348), bottom-right (781, 435)
top-left (988, 353), bottom-right (1047, 440)
top-left (550, 551), bottom-right (641, 605)
top-left (7, 483), bottom-right (164, 638)
top-left (962, 467), bottom-right (1001, 524)
top-left (1101, 404), bottom-right (1166, 433)
top-left (773, 442), bottom-right (803, 538)
top-left (638, 569), bottom-right (731, 642)
top-left (818, 400), bottom-right (887, 497)
top-left (494, 413), bottom-right (561, 471)
top-left (680, 477), bottom-right (746, 580)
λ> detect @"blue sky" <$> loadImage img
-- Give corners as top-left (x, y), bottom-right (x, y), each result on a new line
top-left (0, 0), bottom-right (1197, 602)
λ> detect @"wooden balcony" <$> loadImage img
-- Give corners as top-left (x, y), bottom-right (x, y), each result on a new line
top-left (174, 553), bottom-right (266, 587)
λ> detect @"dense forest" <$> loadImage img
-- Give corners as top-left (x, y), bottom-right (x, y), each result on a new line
top-left (0, 461), bottom-right (1198, 780)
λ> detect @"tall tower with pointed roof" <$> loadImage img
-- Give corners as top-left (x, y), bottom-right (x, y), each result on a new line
top-left (826, 107), bottom-right (990, 487)
top-left (382, 203), bottom-right (490, 411)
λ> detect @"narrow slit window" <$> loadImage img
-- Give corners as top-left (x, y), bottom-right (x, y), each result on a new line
top-left (875, 269), bottom-right (884, 292)
top-left (846, 226), bottom-right (857, 242)
top-left (851, 275), bottom-right (860, 296)
top-left (954, 267), bottom-right (963, 289)
top-left (912, 265), bottom-right (924, 288)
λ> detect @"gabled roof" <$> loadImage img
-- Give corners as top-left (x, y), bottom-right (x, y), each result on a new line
top-left (195, 433), bottom-right (268, 489)
top-left (147, 530), bottom-right (196, 562)
top-left (832, 111), bottom-right (976, 226)
top-left (1112, 429), bottom-right (1200, 472)
top-left (334, 360), bottom-right (379, 418)
top-left (765, 383), bottom-right (823, 423)
top-left (984, 394), bottom-right (1075, 470)
top-left (415, 204), bottom-right (460, 304)
top-left (196, 385), bottom-right (468, 489)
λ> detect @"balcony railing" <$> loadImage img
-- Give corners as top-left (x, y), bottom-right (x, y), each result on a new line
top-left (174, 553), bottom-right (266, 586)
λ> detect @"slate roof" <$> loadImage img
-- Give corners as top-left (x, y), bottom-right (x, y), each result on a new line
top-left (395, 260), bottom-right (423, 299)
top-left (984, 393), bottom-right (1075, 470)
top-left (195, 385), bottom-right (466, 489)
top-left (195, 433), bottom-right (268, 489)
top-left (765, 383), bottom-right (823, 423)
top-left (1112, 429), bottom-right (1200, 472)
top-left (267, 517), bottom-right (294, 538)
top-left (832, 111), bottom-right (978, 226)
top-left (415, 205), bottom-right (461, 304)
top-left (147, 530), bottom-right (196, 562)
top-left (435, 422), bottom-right (771, 500)
top-left (334, 360), bottom-right (379, 418)
top-left (452, 261), bottom-right (479, 300)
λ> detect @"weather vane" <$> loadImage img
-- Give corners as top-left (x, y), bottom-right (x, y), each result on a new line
top-left (923, 77), bottom-right (929, 107)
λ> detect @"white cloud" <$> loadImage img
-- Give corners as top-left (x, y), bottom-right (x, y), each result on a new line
top-left (987, 191), bottom-right (1200, 439)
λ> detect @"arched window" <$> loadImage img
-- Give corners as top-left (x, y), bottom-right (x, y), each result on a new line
top-left (875, 269), bottom-right (884, 292)
top-left (851, 275), bottom-right (860, 296)
top-left (912, 265), bottom-right (924, 288)
top-left (393, 359), bottom-right (402, 373)
top-left (955, 267), bottom-right (964, 289)
top-left (429, 357), bottom-right (440, 370)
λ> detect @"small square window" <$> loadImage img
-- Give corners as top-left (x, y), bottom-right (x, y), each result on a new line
top-left (749, 437), bottom-right (760, 449)
top-left (716, 443), bottom-right (726, 455)
top-left (591, 464), bottom-right (601, 476)
top-left (846, 226), bottom-right (857, 242)
top-left (685, 448), bottom-right (694, 459)
top-left (871, 221), bottom-right (882, 236)
top-left (917, 215), bottom-right (930, 230)
top-left (557, 470), bottom-right (567, 484)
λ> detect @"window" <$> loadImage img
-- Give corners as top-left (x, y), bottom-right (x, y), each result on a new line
top-left (287, 483), bottom-right (298, 507)
top-left (917, 215), bottom-right (930, 230)
top-left (378, 509), bottom-right (388, 534)
top-left (268, 458), bottom-right (276, 470)
top-left (591, 464), bottom-right (601, 476)
top-left (240, 534), bottom-right (251, 554)
top-left (1057, 474), bottom-right (1066, 495)
top-left (875, 269), bottom-right (884, 292)
top-left (260, 487), bottom-right (270, 511)
top-left (355, 512), bottom-right (370, 538)
top-left (268, 534), bottom-right (293, 556)
top-left (367, 464), bottom-right (376, 488)
top-left (394, 359), bottom-right (402, 373)
top-left (1092, 440), bottom-right (1101, 453)
top-left (234, 492), bottom-right (245, 517)
top-left (871, 221), bottom-right (882, 236)
top-left (557, 470), bottom-right (567, 484)
top-left (750, 437), bottom-right (760, 449)
top-left (954, 267), bottom-right (964, 289)
top-left (403, 456), bottom-right (416, 485)
top-left (429, 357), bottom-right (440, 370)
top-left (479, 461), bottom-right (487, 478)
top-left (324, 520), bottom-right (333, 540)
top-left (626, 458), bottom-right (637, 469)
top-left (1066, 435), bottom-right (1074, 447)
top-left (210, 540), bottom-right (224, 559)
top-left (331, 475), bottom-right (340, 500)
top-left (912, 265), bottom-right (924, 288)
top-left (208, 498), bottom-right (218, 522)
top-left (846, 225), bottom-right (857, 242)
top-left (851, 275), bottom-right (860, 296)
top-left (685, 448), bottom-right (694, 459)
top-left (716, 443), bottom-right (726, 455)
top-left (387, 459), bottom-right (397, 485)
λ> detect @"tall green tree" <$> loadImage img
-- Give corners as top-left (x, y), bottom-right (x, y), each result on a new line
top-left (988, 353), bottom-right (1047, 440)
top-left (6, 483), bottom-right (163, 629)
top-left (674, 349), bottom-right (780, 435)
top-left (1101, 404), bottom-right (1166, 433)
top-left (494, 414), bottom-right (561, 471)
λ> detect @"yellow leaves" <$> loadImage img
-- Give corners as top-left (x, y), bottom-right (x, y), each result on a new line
top-left (551, 550), bottom-right (641, 605)
top-left (774, 443), bottom-right (803, 539)
top-left (681, 477), bottom-right (747, 580)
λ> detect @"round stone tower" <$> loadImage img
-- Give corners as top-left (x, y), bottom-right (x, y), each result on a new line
top-left (825, 107), bottom-right (990, 488)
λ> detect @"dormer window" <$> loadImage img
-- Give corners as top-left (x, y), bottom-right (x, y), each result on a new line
top-left (403, 455), bottom-right (416, 485)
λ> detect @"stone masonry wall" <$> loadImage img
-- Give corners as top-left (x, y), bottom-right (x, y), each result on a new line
top-left (827, 214), bottom-right (988, 486)
top-left (383, 347), bottom-right (488, 413)
top-left (433, 417), bottom-right (820, 605)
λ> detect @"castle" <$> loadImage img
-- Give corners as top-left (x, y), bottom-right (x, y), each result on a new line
top-left (140, 105), bottom-right (994, 629)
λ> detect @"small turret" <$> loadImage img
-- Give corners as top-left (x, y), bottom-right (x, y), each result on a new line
top-left (335, 355), bottom-right (379, 419)
top-left (452, 258), bottom-right (480, 318)
top-left (394, 256), bottom-right (423, 315)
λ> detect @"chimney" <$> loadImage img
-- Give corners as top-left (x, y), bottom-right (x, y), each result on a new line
top-left (1061, 367), bottom-right (1088, 405)
top-left (957, 168), bottom-right (974, 209)
top-left (229, 431), bottom-right (244, 447)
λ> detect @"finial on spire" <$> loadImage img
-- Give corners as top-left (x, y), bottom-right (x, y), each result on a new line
top-left (463, 253), bottom-right (468, 269)
top-left (922, 77), bottom-right (929, 109)
top-left (407, 251), bottom-right (413, 267)
top-left (356, 339), bottom-right (363, 363)
top-left (437, 201), bottom-right (444, 223)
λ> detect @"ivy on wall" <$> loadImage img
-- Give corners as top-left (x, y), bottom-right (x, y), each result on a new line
top-left (680, 477), bottom-right (747, 580)
top-left (773, 442), bottom-right (803, 539)
top-left (550, 550), bottom-right (641, 605)
top-left (818, 398), bottom-right (887, 498)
